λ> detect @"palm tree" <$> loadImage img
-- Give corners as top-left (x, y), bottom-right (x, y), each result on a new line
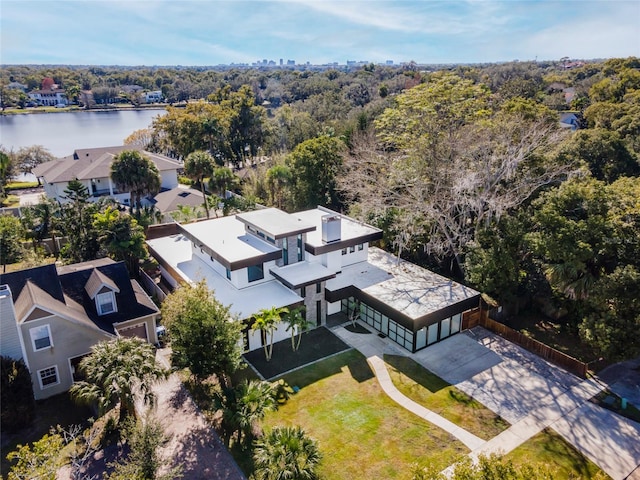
top-left (266, 164), bottom-right (292, 209)
top-left (253, 426), bottom-right (322, 480)
top-left (110, 150), bottom-right (161, 215)
top-left (184, 150), bottom-right (215, 218)
top-left (251, 306), bottom-right (288, 362)
top-left (70, 337), bottom-right (168, 423)
top-left (284, 307), bottom-right (311, 352)
top-left (217, 380), bottom-right (276, 447)
top-left (209, 166), bottom-right (238, 198)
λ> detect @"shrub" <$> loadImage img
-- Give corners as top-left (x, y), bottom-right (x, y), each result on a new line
top-left (1, 356), bottom-right (35, 432)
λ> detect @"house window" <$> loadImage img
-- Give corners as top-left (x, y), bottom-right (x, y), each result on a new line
top-left (316, 282), bottom-right (321, 294)
top-left (297, 234), bottom-right (303, 261)
top-left (358, 243), bottom-right (364, 251)
top-left (248, 264), bottom-right (264, 282)
top-left (257, 231), bottom-right (265, 239)
top-left (349, 245), bottom-right (355, 253)
top-left (341, 248), bottom-right (347, 255)
top-left (96, 291), bottom-right (116, 315)
top-left (30, 324), bottom-right (52, 351)
top-left (38, 366), bottom-right (59, 388)
top-left (226, 268), bottom-right (231, 280)
top-left (282, 237), bottom-right (289, 266)
top-left (266, 236), bottom-right (275, 244)
top-left (300, 286), bottom-right (306, 298)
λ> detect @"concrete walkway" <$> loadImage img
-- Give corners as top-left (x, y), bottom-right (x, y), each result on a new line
top-left (368, 355), bottom-right (485, 450)
top-left (332, 326), bottom-right (484, 450)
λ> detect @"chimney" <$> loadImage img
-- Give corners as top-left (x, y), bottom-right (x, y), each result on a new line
top-left (321, 215), bottom-right (341, 243)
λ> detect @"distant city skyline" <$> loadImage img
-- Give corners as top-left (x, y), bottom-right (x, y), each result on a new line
top-left (1, 1), bottom-right (639, 66)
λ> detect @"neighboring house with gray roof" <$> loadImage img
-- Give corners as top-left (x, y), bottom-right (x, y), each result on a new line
top-left (147, 206), bottom-right (481, 354)
top-left (0, 258), bottom-right (160, 400)
top-left (33, 146), bottom-right (181, 207)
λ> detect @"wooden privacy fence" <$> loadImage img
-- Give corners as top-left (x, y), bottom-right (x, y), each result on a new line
top-left (138, 268), bottom-right (167, 303)
top-left (476, 313), bottom-right (588, 378)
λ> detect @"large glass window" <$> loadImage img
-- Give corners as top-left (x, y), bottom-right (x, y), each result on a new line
top-left (30, 324), bottom-right (52, 351)
top-left (248, 264), bottom-right (264, 282)
top-left (440, 317), bottom-right (451, 339)
top-left (38, 366), bottom-right (59, 388)
top-left (451, 313), bottom-right (462, 334)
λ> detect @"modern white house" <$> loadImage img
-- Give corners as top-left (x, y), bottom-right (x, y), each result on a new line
top-left (147, 206), bottom-right (481, 353)
top-left (0, 259), bottom-right (160, 400)
top-left (33, 146), bottom-right (182, 206)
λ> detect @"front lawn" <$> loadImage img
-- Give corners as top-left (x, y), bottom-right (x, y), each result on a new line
top-left (262, 350), bottom-right (467, 480)
top-left (505, 428), bottom-right (609, 479)
top-left (384, 355), bottom-right (510, 440)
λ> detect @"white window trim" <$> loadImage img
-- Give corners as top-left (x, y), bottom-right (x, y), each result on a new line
top-left (96, 291), bottom-right (117, 315)
top-left (29, 324), bottom-right (53, 351)
top-left (37, 365), bottom-right (60, 389)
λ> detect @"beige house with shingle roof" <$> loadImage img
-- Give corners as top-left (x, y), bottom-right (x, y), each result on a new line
top-left (33, 146), bottom-right (181, 207)
top-left (0, 258), bottom-right (160, 400)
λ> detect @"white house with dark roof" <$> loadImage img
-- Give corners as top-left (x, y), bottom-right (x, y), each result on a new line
top-left (147, 206), bottom-right (481, 353)
top-left (33, 146), bottom-right (181, 207)
top-left (0, 259), bottom-right (160, 400)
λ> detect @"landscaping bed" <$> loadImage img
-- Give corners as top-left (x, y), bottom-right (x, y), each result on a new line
top-left (243, 326), bottom-right (351, 380)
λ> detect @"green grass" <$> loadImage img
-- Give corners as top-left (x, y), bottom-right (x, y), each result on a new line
top-left (384, 355), bottom-right (510, 440)
top-left (262, 350), bottom-right (468, 480)
top-left (1, 393), bottom-right (93, 476)
top-left (505, 428), bottom-right (610, 479)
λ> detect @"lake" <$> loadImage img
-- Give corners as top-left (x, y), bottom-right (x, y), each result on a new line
top-left (0, 109), bottom-right (166, 158)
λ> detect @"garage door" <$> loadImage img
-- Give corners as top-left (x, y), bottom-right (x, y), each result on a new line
top-left (118, 323), bottom-right (148, 341)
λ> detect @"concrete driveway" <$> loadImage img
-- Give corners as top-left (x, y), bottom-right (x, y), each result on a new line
top-left (413, 328), bottom-right (582, 424)
top-left (551, 401), bottom-right (640, 480)
top-left (413, 327), bottom-right (640, 479)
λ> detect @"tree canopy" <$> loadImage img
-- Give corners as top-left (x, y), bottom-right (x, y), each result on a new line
top-left (161, 281), bottom-right (243, 386)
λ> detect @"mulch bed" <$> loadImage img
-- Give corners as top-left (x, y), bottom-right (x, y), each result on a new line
top-left (344, 322), bottom-right (372, 334)
top-left (243, 327), bottom-right (351, 380)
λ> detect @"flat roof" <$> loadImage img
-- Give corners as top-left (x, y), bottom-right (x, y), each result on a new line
top-left (294, 208), bottom-right (383, 253)
top-left (180, 216), bottom-right (280, 269)
top-left (236, 208), bottom-right (316, 239)
top-left (270, 262), bottom-right (336, 289)
top-left (147, 234), bottom-right (302, 319)
top-left (326, 247), bottom-right (480, 321)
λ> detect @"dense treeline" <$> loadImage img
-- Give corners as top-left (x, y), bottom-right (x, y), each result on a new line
top-left (2, 57), bottom-right (639, 360)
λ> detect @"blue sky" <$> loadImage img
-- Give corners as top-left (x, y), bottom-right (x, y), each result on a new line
top-left (1, 1), bottom-right (639, 66)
